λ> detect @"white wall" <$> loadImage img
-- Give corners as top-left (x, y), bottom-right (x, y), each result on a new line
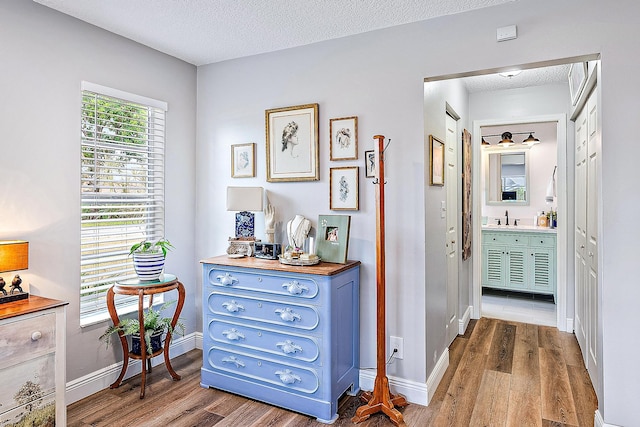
top-left (0, 1), bottom-right (197, 382)
top-left (197, 1), bottom-right (640, 424)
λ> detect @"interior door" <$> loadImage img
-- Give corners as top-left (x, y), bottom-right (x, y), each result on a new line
top-left (445, 113), bottom-right (459, 345)
top-left (574, 104), bottom-right (588, 357)
top-left (585, 89), bottom-right (599, 391)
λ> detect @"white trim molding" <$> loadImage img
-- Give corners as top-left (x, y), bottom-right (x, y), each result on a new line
top-left (358, 348), bottom-right (449, 407)
top-left (66, 332), bottom-right (198, 404)
top-left (459, 305), bottom-right (472, 335)
top-left (595, 409), bottom-right (620, 427)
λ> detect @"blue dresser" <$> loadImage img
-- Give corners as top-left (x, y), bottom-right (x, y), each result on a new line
top-left (201, 256), bottom-right (360, 423)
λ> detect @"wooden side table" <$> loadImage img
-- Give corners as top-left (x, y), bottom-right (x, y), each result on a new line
top-left (106, 274), bottom-right (185, 398)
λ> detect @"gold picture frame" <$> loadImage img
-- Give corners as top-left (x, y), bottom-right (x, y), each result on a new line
top-left (429, 135), bottom-right (444, 186)
top-left (231, 143), bottom-right (255, 178)
top-left (265, 103), bottom-right (319, 182)
top-left (330, 166), bottom-right (359, 210)
top-left (329, 116), bottom-right (358, 160)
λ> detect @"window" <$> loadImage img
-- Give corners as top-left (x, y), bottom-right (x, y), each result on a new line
top-left (80, 82), bottom-right (167, 326)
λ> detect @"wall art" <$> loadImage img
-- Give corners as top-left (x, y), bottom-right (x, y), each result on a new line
top-left (231, 142), bottom-right (255, 178)
top-left (266, 103), bottom-right (319, 182)
top-left (330, 166), bottom-right (359, 210)
top-left (429, 135), bottom-right (444, 186)
top-left (329, 116), bottom-right (358, 160)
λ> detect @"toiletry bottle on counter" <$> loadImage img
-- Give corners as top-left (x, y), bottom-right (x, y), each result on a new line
top-left (538, 211), bottom-right (548, 227)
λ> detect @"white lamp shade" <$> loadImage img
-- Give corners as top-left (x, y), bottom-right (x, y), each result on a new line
top-left (227, 187), bottom-right (264, 212)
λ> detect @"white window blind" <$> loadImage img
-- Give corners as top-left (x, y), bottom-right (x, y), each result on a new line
top-left (80, 83), bottom-right (166, 325)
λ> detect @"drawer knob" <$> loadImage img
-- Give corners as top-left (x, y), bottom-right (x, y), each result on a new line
top-left (222, 300), bottom-right (245, 313)
top-left (282, 280), bottom-right (309, 295)
top-left (31, 331), bottom-right (42, 341)
top-left (222, 328), bottom-right (245, 341)
top-left (217, 273), bottom-right (238, 286)
top-left (276, 339), bottom-right (303, 354)
top-left (275, 307), bottom-right (301, 322)
top-left (275, 369), bottom-right (301, 385)
top-left (221, 355), bottom-right (245, 368)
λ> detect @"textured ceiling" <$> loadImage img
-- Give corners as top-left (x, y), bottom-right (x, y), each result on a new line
top-left (34, 0), bottom-right (514, 66)
top-left (462, 64), bottom-right (570, 93)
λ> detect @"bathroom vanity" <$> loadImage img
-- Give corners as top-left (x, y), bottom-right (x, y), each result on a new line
top-left (482, 226), bottom-right (556, 300)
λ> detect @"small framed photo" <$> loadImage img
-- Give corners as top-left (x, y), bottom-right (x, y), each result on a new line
top-left (568, 62), bottom-right (587, 106)
top-left (429, 135), bottom-right (444, 186)
top-left (329, 116), bottom-right (358, 160)
top-left (266, 103), bottom-right (319, 182)
top-left (364, 150), bottom-right (376, 178)
top-left (231, 143), bottom-right (256, 178)
top-left (316, 214), bottom-right (351, 264)
top-left (330, 166), bottom-right (359, 210)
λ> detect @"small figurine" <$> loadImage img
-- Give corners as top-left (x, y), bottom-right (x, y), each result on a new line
top-left (10, 274), bottom-right (23, 294)
top-left (0, 277), bottom-right (6, 295)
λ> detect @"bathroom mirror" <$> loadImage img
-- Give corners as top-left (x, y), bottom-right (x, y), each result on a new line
top-left (486, 150), bottom-right (530, 205)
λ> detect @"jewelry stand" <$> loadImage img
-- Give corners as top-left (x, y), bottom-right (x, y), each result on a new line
top-left (352, 135), bottom-right (408, 426)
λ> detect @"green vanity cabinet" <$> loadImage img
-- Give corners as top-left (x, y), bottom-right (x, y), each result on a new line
top-left (482, 229), bottom-right (556, 300)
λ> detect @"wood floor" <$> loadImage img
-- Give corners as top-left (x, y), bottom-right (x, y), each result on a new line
top-left (67, 317), bottom-right (597, 426)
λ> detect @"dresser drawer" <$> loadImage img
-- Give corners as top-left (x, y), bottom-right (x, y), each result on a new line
top-left (206, 267), bottom-right (320, 301)
top-left (529, 235), bottom-right (556, 247)
top-left (0, 312), bottom-right (56, 368)
top-left (207, 291), bottom-right (320, 331)
top-left (483, 232), bottom-right (526, 246)
top-left (207, 347), bottom-right (321, 396)
top-left (0, 353), bottom-right (56, 423)
top-left (208, 318), bottom-right (320, 363)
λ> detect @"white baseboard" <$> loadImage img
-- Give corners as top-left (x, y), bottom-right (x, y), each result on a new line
top-left (566, 317), bottom-right (574, 333)
top-left (66, 332), bottom-right (198, 404)
top-left (426, 348), bottom-right (449, 404)
top-left (358, 348), bottom-right (449, 407)
top-left (594, 409), bottom-right (620, 427)
top-left (459, 306), bottom-right (472, 335)
top-left (359, 370), bottom-right (429, 406)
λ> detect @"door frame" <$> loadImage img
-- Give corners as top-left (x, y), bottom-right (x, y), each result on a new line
top-left (472, 114), bottom-right (568, 331)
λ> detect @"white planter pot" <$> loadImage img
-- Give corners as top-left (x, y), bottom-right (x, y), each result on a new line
top-left (132, 252), bottom-right (165, 281)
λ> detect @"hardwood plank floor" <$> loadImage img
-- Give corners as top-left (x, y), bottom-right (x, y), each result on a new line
top-left (67, 318), bottom-right (597, 426)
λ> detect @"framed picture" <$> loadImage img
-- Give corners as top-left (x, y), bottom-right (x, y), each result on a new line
top-left (330, 166), bottom-right (359, 210)
top-left (316, 214), bottom-right (351, 264)
top-left (429, 135), bottom-right (445, 186)
top-left (266, 103), bottom-right (319, 182)
top-left (364, 150), bottom-right (376, 178)
top-left (568, 62), bottom-right (587, 106)
top-left (462, 129), bottom-right (472, 261)
top-left (329, 116), bottom-right (358, 160)
top-left (231, 143), bottom-right (255, 178)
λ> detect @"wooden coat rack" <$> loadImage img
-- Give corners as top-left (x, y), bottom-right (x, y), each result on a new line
top-left (352, 135), bottom-right (408, 426)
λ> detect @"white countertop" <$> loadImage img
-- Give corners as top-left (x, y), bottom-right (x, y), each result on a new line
top-left (481, 224), bottom-right (557, 234)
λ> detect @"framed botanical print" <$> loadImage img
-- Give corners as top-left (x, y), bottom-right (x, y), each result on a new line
top-left (330, 166), bottom-right (359, 210)
top-left (429, 135), bottom-right (444, 186)
top-left (329, 116), bottom-right (358, 160)
top-left (266, 103), bottom-right (319, 182)
top-left (231, 143), bottom-right (255, 178)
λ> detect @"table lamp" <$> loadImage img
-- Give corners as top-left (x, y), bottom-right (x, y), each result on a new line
top-left (0, 240), bottom-right (29, 304)
top-left (226, 187), bottom-right (263, 256)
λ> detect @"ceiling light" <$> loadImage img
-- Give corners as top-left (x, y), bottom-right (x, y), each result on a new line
top-left (499, 70), bottom-right (522, 78)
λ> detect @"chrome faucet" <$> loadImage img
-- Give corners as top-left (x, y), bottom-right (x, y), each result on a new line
top-left (505, 210), bottom-right (509, 226)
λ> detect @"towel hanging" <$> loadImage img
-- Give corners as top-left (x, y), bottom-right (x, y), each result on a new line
top-left (545, 166), bottom-right (557, 203)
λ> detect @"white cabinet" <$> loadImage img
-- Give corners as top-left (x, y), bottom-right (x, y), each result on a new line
top-left (0, 296), bottom-right (67, 427)
top-left (482, 230), bottom-right (556, 299)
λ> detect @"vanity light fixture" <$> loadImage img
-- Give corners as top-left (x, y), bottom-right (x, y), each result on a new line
top-left (522, 132), bottom-right (540, 146)
top-left (481, 131), bottom-right (540, 147)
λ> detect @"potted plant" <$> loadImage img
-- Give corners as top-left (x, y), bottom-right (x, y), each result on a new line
top-left (129, 238), bottom-right (174, 281)
top-left (99, 300), bottom-right (185, 356)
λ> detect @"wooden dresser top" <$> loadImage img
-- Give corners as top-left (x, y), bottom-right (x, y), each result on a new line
top-left (0, 295), bottom-right (68, 321)
top-left (201, 255), bottom-right (360, 276)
